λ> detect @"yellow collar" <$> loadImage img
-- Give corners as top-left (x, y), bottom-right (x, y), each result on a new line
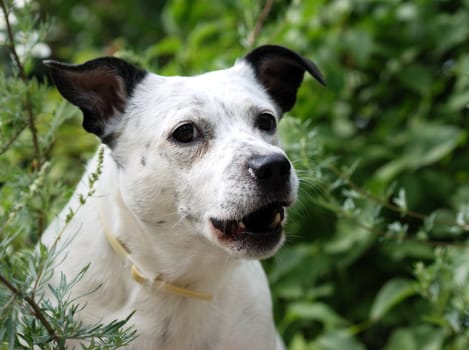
top-left (99, 210), bottom-right (212, 301)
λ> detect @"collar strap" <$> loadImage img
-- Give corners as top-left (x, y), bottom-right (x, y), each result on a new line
top-left (99, 210), bottom-right (212, 301)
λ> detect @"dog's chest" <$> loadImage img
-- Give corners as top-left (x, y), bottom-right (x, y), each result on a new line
top-left (131, 299), bottom-right (218, 349)
top-left (118, 282), bottom-right (271, 350)
top-left (98, 260), bottom-right (273, 349)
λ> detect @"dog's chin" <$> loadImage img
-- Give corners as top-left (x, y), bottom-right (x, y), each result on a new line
top-left (209, 202), bottom-right (287, 259)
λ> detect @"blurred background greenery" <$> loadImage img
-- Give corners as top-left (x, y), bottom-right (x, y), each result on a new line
top-left (1, 0), bottom-right (469, 348)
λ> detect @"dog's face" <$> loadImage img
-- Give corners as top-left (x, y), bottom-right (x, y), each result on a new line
top-left (117, 68), bottom-right (298, 259)
top-left (46, 45), bottom-right (325, 259)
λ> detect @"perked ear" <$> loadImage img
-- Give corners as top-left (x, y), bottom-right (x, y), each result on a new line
top-left (44, 57), bottom-right (147, 141)
top-left (243, 45), bottom-right (326, 113)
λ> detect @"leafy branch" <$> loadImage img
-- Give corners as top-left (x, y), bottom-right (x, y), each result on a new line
top-left (328, 164), bottom-right (469, 234)
top-left (0, 2), bottom-right (135, 347)
top-left (0, 0), bottom-right (41, 167)
top-left (0, 273), bottom-right (61, 344)
top-left (317, 193), bottom-right (469, 248)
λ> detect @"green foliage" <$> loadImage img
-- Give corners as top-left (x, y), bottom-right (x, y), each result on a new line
top-left (1, 0), bottom-right (469, 349)
top-left (0, 0), bottom-right (136, 348)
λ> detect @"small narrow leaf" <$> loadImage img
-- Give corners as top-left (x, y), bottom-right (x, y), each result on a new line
top-left (394, 188), bottom-right (407, 212)
top-left (288, 302), bottom-right (347, 329)
top-left (313, 329), bottom-right (365, 350)
top-left (370, 278), bottom-right (418, 321)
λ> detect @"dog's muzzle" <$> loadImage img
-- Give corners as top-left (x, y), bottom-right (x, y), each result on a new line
top-left (209, 153), bottom-right (295, 257)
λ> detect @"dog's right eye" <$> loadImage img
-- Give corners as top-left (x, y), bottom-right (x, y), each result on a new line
top-left (171, 123), bottom-right (200, 143)
top-left (256, 113), bottom-right (277, 133)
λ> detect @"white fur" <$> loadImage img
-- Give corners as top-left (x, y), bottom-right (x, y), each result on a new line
top-left (42, 61), bottom-right (297, 349)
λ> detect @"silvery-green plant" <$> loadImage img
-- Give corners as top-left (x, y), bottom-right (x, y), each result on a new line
top-left (0, 1), bottom-right (136, 348)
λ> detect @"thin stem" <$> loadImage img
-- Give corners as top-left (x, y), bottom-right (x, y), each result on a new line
top-left (347, 319), bottom-right (373, 336)
top-left (319, 197), bottom-right (469, 248)
top-left (329, 164), bottom-right (426, 220)
top-left (0, 122), bottom-right (27, 156)
top-left (0, 0), bottom-right (41, 166)
top-left (247, 0), bottom-right (273, 46)
top-left (0, 272), bottom-right (61, 344)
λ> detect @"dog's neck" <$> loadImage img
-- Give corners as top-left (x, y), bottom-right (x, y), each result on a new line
top-left (98, 203), bottom-right (213, 300)
top-left (93, 148), bottom-right (239, 295)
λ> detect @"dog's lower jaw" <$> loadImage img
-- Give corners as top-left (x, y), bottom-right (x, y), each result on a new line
top-left (209, 221), bottom-right (285, 260)
top-left (206, 200), bottom-right (293, 259)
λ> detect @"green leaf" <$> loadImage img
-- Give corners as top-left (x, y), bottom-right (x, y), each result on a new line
top-left (384, 326), bottom-right (445, 350)
top-left (370, 278), bottom-right (418, 321)
top-left (399, 64), bottom-right (433, 95)
top-left (312, 329), bottom-right (365, 350)
top-left (288, 302), bottom-right (347, 329)
top-left (343, 29), bottom-right (375, 66)
top-left (376, 122), bottom-right (465, 182)
top-left (447, 90), bottom-right (469, 112)
top-left (289, 333), bottom-right (310, 350)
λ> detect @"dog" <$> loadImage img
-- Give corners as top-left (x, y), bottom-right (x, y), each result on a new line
top-left (42, 45), bottom-right (325, 349)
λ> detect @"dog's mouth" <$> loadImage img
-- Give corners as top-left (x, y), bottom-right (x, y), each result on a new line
top-left (210, 202), bottom-right (286, 238)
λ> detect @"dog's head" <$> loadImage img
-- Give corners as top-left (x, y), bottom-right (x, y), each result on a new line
top-left (46, 45), bottom-right (325, 259)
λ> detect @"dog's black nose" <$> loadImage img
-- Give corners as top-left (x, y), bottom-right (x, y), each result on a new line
top-left (248, 154), bottom-right (291, 190)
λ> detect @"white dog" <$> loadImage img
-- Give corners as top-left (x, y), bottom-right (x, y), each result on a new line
top-left (42, 45), bottom-right (325, 349)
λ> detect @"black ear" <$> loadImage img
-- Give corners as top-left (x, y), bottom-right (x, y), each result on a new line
top-left (44, 57), bottom-right (147, 141)
top-left (243, 45), bottom-right (326, 112)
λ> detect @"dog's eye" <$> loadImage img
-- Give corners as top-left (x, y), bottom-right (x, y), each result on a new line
top-left (256, 113), bottom-right (277, 132)
top-left (172, 123), bottom-right (200, 143)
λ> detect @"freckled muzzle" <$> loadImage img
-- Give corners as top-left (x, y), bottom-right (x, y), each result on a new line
top-left (210, 202), bottom-right (286, 238)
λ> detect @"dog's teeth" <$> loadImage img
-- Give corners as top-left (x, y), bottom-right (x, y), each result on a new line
top-left (239, 221), bottom-right (246, 230)
top-left (270, 213), bottom-right (282, 229)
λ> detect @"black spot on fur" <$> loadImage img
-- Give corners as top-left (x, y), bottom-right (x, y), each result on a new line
top-left (140, 156), bottom-right (146, 166)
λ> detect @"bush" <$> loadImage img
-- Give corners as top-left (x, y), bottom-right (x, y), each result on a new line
top-left (1, 0), bottom-right (468, 348)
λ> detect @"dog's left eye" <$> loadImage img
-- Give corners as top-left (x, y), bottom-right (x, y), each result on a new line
top-left (172, 122), bottom-right (201, 143)
top-left (256, 113), bottom-right (277, 132)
